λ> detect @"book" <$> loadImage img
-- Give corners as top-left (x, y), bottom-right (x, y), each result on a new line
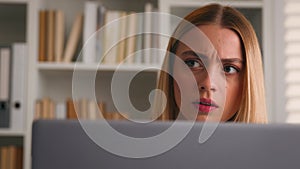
top-left (97, 5), bottom-right (106, 30)
top-left (66, 98), bottom-right (78, 119)
top-left (83, 1), bottom-right (99, 64)
top-left (38, 10), bottom-right (47, 62)
top-left (116, 11), bottom-right (127, 63)
top-left (7, 146), bottom-right (17, 169)
top-left (103, 10), bottom-right (121, 64)
top-left (34, 100), bottom-right (42, 120)
top-left (79, 98), bottom-right (88, 119)
top-left (97, 102), bottom-right (106, 119)
top-left (48, 99), bottom-right (55, 119)
top-left (34, 98), bottom-right (110, 120)
top-left (16, 147), bottom-right (23, 169)
top-left (54, 10), bottom-right (65, 62)
top-left (63, 13), bottom-right (83, 62)
top-left (88, 100), bottom-right (97, 120)
top-left (0, 146), bottom-right (23, 169)
top-left (10, 43), bottom-right (27, 131)
top-left (95, 5), bottom-right (106, 63)
top-left (151, 8), bottom-right (161, 65)
top-left (55, 102), bottom-right (66, 119)
top-left (47, 10), bottom-right (55, 62)
top-left (0, 47), bottom-right (11, 128)
top-left (143, 3), bottom-right (153, 64)
top-left (134, 14), bottom-right (144, 64)
top-left (125, 12), bottom-right (137, 64)
top-left (0, 146), bottom-right (8, 169)
top-left (41, 97), bottom-right (50, 119)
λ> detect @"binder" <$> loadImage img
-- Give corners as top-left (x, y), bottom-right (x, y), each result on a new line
top-left (0, 101), bottom-right (9, 127)
top-left (0, 47), bottom-right (11, 128)
top-left (10, 43), bottom-right (27, 130)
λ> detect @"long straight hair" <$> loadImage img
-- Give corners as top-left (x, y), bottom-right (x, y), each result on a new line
top-left (155, 3), bottom-right (267, 123)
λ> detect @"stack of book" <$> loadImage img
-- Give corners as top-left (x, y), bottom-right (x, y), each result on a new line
top-left (0, 44), bottom-right (27, 131)
top-left (37, 2), bottom-right (161, 65)
top-left (0, 145), bottom-right (23, 169)
top-left (38, 10), bottom-right (83, 63)
top-left (83, 1), bottom-right (161, 65)
top-left (34, 97), bottom-right (128, 121)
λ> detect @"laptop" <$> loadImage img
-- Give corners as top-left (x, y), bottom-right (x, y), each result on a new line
top-left (32, 119), bottom-right (300, 169)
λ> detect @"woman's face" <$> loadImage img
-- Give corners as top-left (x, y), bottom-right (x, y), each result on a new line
top-left (173, 25), bottom-right (244, 122)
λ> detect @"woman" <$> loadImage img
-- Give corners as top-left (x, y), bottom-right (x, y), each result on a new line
top-left (155, 3), bottom-right (267, 123)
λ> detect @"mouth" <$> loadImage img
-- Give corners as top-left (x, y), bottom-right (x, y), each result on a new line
top-left (192, 98), bottom-right (219, 114)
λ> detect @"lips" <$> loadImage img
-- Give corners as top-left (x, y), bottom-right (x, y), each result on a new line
top-left (193, 98), bottom-right (219, 114)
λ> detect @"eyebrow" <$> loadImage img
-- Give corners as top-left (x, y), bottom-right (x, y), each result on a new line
top-left (221, 58), bottom-right (245, 64)
top-left (180, 51), bottom-right (208, 61)
top-left (180, 50), bottom-right (244, 64)
top-left (182, 50), bottom-right (205, 56)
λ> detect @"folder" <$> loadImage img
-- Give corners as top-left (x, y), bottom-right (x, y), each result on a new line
top-left (10, 43), bottom-right (27, 130)
top-left (0, 47), bottom-right (11, 128)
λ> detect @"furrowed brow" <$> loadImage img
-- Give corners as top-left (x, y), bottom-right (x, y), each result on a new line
top-left (181, 50), bottom-right (208, 60)
top-left (221, 58), bottom-right (244, 64)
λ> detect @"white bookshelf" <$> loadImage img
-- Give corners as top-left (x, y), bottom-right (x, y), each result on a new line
top-left (0, 1), bottom-right (27, 169)
top-left (25, 0), bottom-right (159, 169)
top-left (0, 130), bottom-right (25, 137)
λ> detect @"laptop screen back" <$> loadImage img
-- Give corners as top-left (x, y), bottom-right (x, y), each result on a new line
top-left (32, 120), bottom-right (300, 169)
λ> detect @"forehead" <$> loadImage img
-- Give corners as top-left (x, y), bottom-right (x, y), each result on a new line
top-left (176, 26), bottom-right (215, 56)
top-left (176, 25), bottom-right (242, 60)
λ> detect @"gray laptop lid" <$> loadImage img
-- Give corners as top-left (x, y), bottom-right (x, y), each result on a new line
top-left (32, 120), bottom-right (300, 169)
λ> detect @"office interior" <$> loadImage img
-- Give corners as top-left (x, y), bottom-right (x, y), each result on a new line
top-left (0, 0), bottom-right (299, 169)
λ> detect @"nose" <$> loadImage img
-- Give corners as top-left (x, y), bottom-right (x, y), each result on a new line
top-left (198, 70), bottom-right (217, 92)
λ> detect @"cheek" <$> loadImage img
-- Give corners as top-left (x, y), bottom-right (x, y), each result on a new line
top-left (173, 75), bottom-right (200, 120)
top-left (173, 76), bottom-right (191, 107)
top-left (226, 84), bottom-right (242, 103)
top-left (224, 78), bottom-right (243, 115)
top-left (173, 71), bottom-right (199, 108)
top-left (173, 80), bottom-right (180, 106)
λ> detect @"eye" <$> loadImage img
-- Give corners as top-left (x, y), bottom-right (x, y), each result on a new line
top-left (184, 59), bottom-right (203, 69)
top-left (223, 65), bottom-right (239, 74)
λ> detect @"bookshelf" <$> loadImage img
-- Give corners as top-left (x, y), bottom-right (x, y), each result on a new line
top-left (29, 0), bottom-right (161, 117)
top-left (25, 0), bottom-right (160, 169)
top-left (0, 0), bottom-right (282, 168)
top-left (0, 1), bottom-right (27, 169)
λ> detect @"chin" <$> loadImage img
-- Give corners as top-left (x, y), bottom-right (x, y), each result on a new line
top-left (196, 114), bottom-right (226, 122)
top-left (196, 115), bottom-right (208, 122)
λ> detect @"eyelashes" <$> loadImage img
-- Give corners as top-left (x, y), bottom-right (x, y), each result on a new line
top-left (223, 65), bottom-right (240, 74)
top-left (183, 59), bottom-right (241, 75)
top-left (184, 59), bottom-right (204, 69)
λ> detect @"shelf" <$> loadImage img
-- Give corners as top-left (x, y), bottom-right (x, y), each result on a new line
top-left (37, 63), bottom-right (161, 72)
top-left (0, 0), bottom-right (27, 4)
top-left (0, 129), bottom-right (25, 137)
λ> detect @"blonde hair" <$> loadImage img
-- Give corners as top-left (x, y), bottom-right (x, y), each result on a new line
top-left (155, 3), bottom-right (267, 123)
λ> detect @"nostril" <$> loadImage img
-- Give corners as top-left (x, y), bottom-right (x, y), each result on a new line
top-left (200, 86), bottom-right (216, 91)
top-left (210, 88), bottom-right (216, 92)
